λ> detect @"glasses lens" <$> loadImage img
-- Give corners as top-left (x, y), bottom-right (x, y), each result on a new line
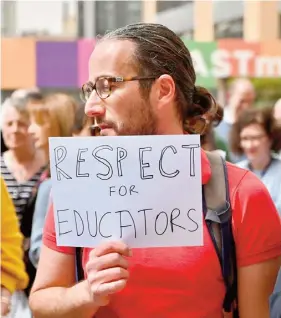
top-left (81, 83), bottom-right (94, 102)
top-left (96, 78), bottom-right (111, 99)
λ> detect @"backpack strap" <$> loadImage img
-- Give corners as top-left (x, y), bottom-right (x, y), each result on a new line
top-left (75, 247), bottom-right (84, 282)
top-left (204, 151), bottom-right (238, 317)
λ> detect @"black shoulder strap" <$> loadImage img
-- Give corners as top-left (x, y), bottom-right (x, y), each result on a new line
top-left (204, 151), bottom-right (238, 316)
top-left (75, 247), bottom-right (84, 282)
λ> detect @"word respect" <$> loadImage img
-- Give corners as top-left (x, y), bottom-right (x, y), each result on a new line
top-left (53, 143), bottom-right (200, 181)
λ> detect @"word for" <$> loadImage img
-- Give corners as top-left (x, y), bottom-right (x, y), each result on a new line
top-left (53, 144), bottom-right (200, 181)
top-left (56, 207), bottom-right (199, 239)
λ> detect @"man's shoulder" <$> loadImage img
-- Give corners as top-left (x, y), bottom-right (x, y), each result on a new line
top-left (225, 161), bottom-right (270, 202)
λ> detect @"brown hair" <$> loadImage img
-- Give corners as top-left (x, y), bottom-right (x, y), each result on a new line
top-left (101, 23), bottom-right (221, 134)
top-left (230, 106), bottom-right (281, 155)
top-left (29, 93), bottom-right (77, 138)
top-left (72, 102), bottom-right (93, 134)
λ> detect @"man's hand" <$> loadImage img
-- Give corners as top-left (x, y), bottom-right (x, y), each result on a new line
top-left (85, 241), bottom-right (132, 306)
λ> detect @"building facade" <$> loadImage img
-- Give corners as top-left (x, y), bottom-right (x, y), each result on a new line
top-left (145, 0), bottom-right (281, 41)
top-left (1, 0), bottom-right (281, 95)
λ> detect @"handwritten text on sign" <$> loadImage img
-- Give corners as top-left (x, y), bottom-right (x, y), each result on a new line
top-left (49, 135), bottom-right (203, 248)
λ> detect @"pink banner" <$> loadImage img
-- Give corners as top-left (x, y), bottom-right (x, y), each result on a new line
top-left (77, 39), bottom-right (96, 88)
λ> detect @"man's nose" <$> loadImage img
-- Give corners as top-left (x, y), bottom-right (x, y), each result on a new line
top-left (85, 103), bottom-right (106, 118)
top-left (84, 92), bottom-right (106, 118)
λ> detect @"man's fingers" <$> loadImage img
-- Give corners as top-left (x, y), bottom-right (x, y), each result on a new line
top-left (92, 241), bottom-right (132, 258)
top-left (93, 279), bottom-right (127, 296)
top-left (88, 267), bottom-right (129, 285)
top-left (87, 252), bottom-right (129, 272)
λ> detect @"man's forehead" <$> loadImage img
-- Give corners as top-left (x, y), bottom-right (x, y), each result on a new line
top-left (88, 39), bottom-right (136, 79)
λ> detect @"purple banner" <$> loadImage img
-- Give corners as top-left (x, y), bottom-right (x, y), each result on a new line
top-left (36, 41), bottom-right (78, 87)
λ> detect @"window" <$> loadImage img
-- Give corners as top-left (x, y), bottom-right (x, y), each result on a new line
top-left (157, 1), bottom-right (190, 13)
top-left (214, 18), bottom-right (243, 39)
top-left (96, 1), bottom-right (116, 35)
top-left (96, 1), bottom-right (141, 35)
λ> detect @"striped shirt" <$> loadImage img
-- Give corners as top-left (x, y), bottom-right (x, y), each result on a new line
top-left (1, 155), bottom-right (45, 225)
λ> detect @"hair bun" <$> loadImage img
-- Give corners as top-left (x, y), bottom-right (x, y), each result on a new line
top-left (184, 86), bottom-right (223, 134)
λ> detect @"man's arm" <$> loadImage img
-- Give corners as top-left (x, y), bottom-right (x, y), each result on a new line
top-left (237, 255), bottom-right (280, 317)
top-left (29, 245), bottom-right (99, 318)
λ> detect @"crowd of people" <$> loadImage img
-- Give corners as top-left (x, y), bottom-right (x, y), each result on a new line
top-left (1, 90), bottom-right (94, 317)
top-left (1, 22), bottom-right (281, 318)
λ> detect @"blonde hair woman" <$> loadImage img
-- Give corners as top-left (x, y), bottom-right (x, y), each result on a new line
top-left (28, 93), bottom-right (78, 268)
top-left (28, 93), bottom-right (77, 160)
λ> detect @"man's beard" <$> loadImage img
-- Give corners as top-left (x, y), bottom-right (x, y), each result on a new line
top-left (98, 99), bottom-right (158, 136)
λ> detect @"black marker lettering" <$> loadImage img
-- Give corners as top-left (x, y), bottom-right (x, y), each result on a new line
top-left (139, 147), bottom-right (153, 180)
top-left (92, 145), bottom-right (113, 180)
top-left (119, 185), bottom-right (127, 196)
top-left (99, 212), bottom-right (112, 238)
top-left (109, 186), bottom-right (116, 196)
top-left (129, 185), bottom-right (139, 195)
top-left (54, 146), bottom-right (72, 181)
top-left (57, 209), bottom-right (72, 236)
top-left (116, 147), bottom-right (127, 177)
top-left (138, 208), bottom-right (152, 235)
top-left (73, 210), bottom-right (84, 236)
top-left (115, 210), bottom-right (137, 239)
top-left (170, 208), bottom-right (186, 232)
top-left (181, 144), bottom-right (200, 176)
top-left (159, 146), bottom-right (180, 178)
top-left (86, 211), bottom-right (98, 237)
top-left (187, 209), bottom-right (199, 232)
top-left (76, 148), bottom-right (89, 178)
top-left (155, 211), bottom-right (169, 235)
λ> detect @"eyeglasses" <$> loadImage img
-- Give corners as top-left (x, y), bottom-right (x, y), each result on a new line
top-left (240, 134), bottom-right (266, 143)
top-left (80, 76), bottom-right (158, 101)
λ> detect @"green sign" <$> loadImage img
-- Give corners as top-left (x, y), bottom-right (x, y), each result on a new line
top-left (181, 38), bottom-right (218, 88)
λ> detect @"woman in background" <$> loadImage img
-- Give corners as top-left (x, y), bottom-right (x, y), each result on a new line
top-left (0, 94), bottom-right (46, 297)
top-left (0, 95), bottom-right (46, 224)
top-left (28, 94), bottom-right (79, 268)
top-left (230, 106), bottom-right (281, 214)
top-left (1, 177), bottom-right (29, 317)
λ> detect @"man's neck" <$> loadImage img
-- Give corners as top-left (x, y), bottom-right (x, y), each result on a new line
top-left (156, 119), bottom-right (184, 135)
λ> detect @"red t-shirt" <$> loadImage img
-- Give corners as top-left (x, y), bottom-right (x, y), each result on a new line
top-left (43, 151), bottom-right (281, 318)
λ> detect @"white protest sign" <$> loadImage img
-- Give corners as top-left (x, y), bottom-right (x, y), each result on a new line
top-left (49, 135), bottom-right (203, 248)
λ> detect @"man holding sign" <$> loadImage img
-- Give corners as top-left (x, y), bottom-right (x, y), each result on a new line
top-left (30, 23), bottom-right (281, 318)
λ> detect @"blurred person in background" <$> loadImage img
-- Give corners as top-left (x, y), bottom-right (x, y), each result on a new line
top-left (27, 93), bottom-right (77, 162)
top-left (1, 177), bottom-right (30, 317)
top-left (72, 102), bottom-right (96, 137)
top-left (1, 89), bottom-right (42, 155)
top-left (273, 97), bottom-right (281, 133)
top-left (273, 98), bottom-right (281, 160)
top-left (0, 93), bottom-right (46, 297)
top-left (273, 98), bottom-right (281, 122)
top-left (28, 94), bottom-right (78, 268)
top-left (216, 78), bottom-right (256, 163)
top-left (230, 106), bottom-right (281, 215)
top-left (200, 103), bottom-right (230, 160)
top-left (0, 93), bottom-right (46, 220)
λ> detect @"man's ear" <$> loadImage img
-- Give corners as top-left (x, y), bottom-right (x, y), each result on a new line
top-left (154, 74), bottom-right (176, 106)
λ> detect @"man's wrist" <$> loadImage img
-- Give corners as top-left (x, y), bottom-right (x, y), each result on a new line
top-left (69, 280), bottom-right (100, 316)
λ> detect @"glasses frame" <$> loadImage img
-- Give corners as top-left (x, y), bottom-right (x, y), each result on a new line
top-left (81, 76), bottom-right (158, 101)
